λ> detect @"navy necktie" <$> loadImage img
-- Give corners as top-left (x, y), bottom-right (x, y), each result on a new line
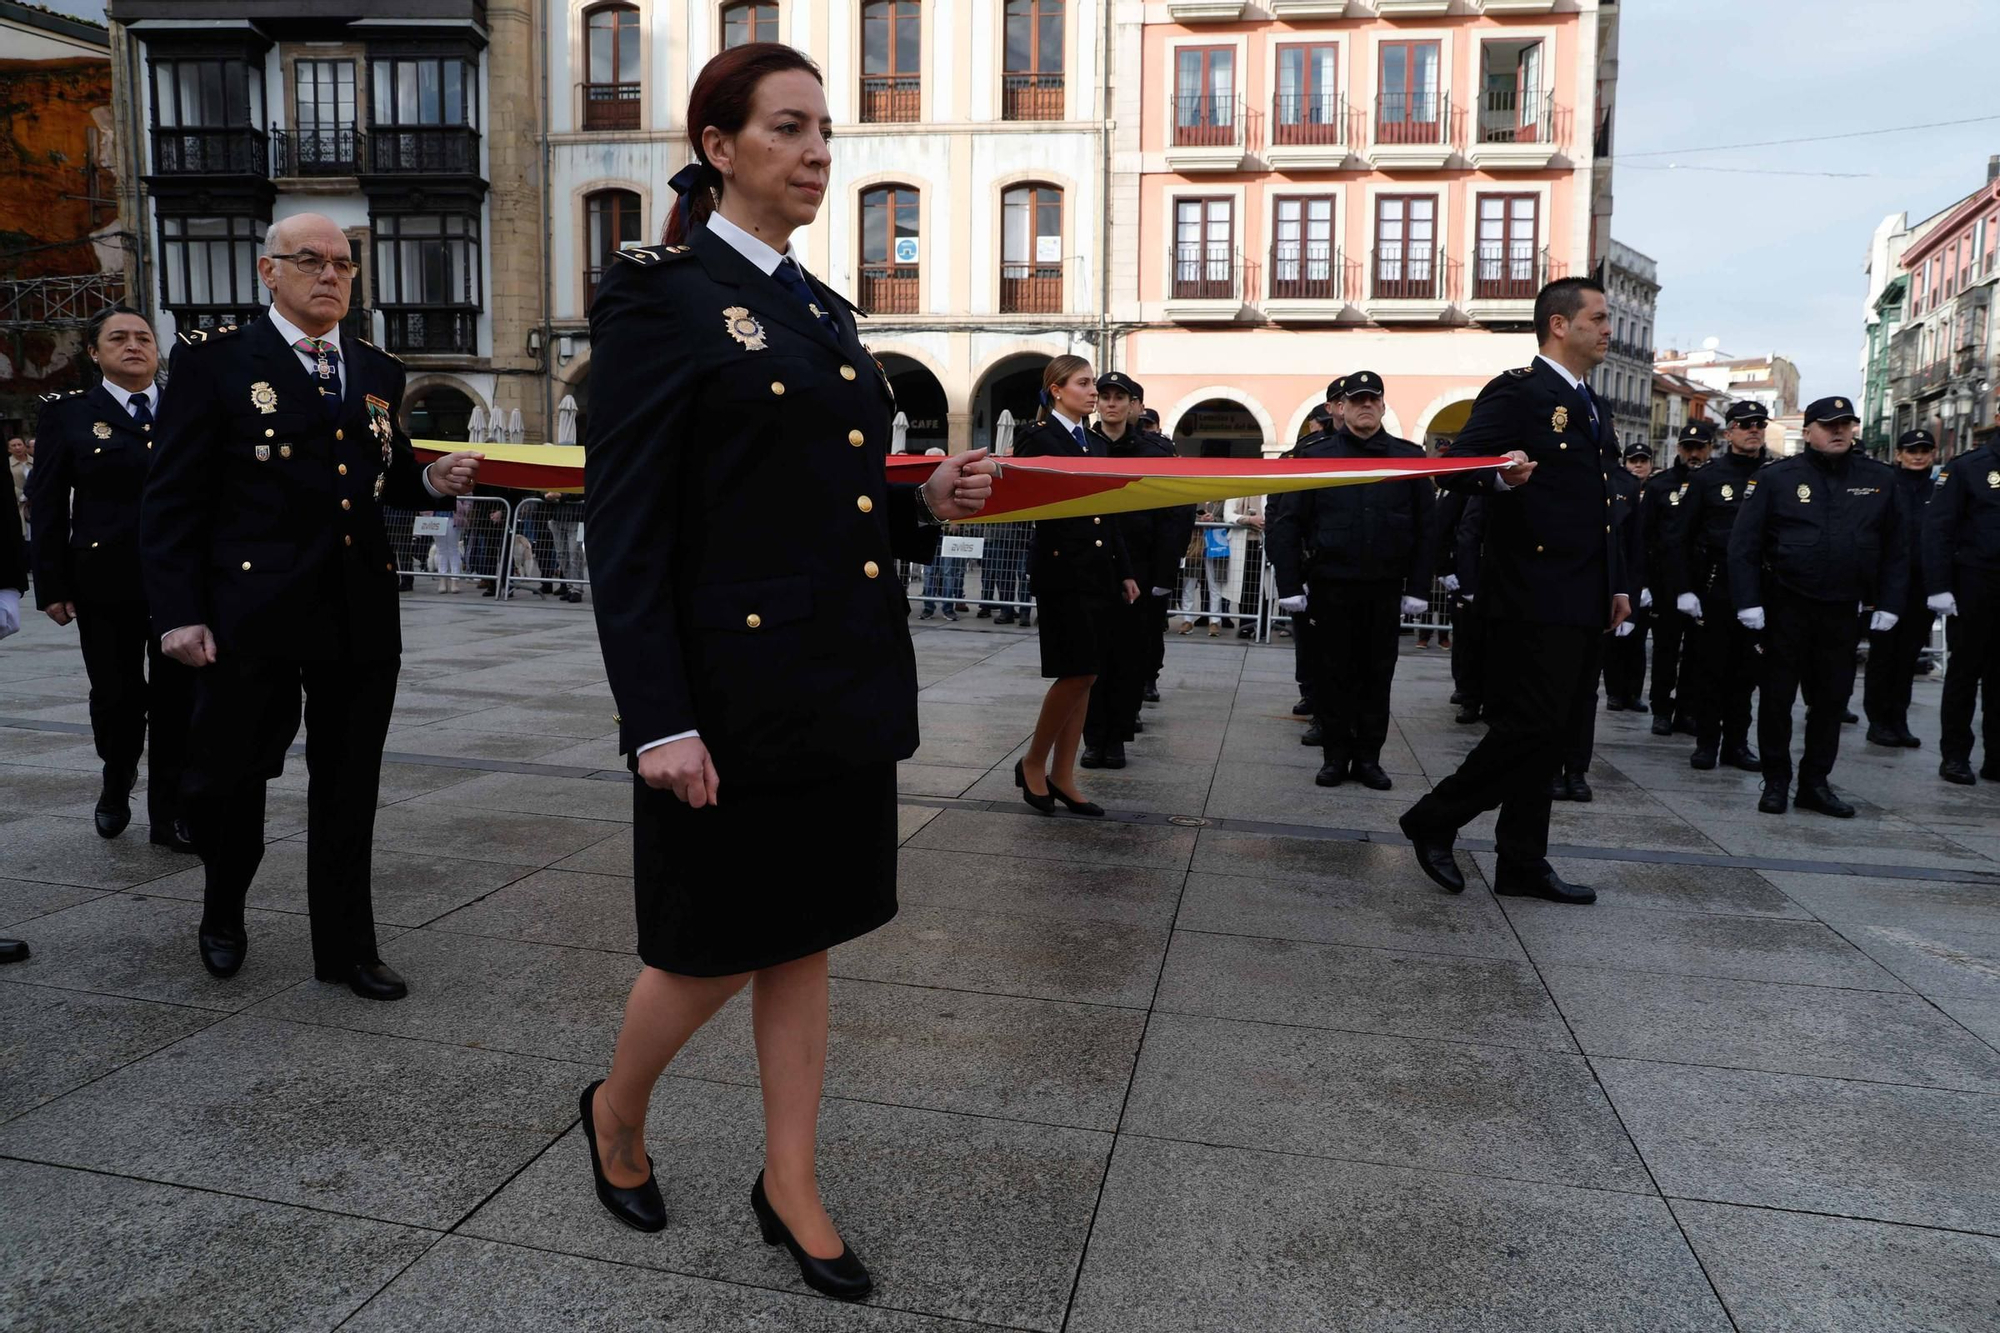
top-left (1576, 379), bottom-right (1601, 439)
top-left (1071, 424), bottom-right (1088, 453)
top-left (127, 393), bottom-right (153, 429)
top-left (294, 337), bottom-right (343, 418)
top-left (775, 257), bottom-right (840, 338)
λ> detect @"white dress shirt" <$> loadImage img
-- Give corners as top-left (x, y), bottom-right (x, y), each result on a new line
top-left (112, 382), bottom-right (161, 419)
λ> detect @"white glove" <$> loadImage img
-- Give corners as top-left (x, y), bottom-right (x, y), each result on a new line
top-left (1149, 587), bottom-right (1171, 598)
top-left (1614, 620), bottom-right (1634, 637)
top-left (1928, 592), bottom-right (1959, 617)
top-left (1676, 592), bottom-right (1702, 618)
top-left (1640, 587), bottom-right (1653, 609)
top-left (1441, 574), bottom-right (1460, 593)
top-left (1400, 595), bottom-right (1429, 618)
top-left (1869, 610), bottom-right (1899, 633)
top-left (0, 588), bottom-right (18, 640)
top-left (1738, 606), bottom-right (1765, 631)
top-left (1277, 594), bottom-right (1309, 614)
top-left (1460, 593), bottom-right (1474, 603)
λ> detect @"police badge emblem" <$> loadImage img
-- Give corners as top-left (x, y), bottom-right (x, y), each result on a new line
top-left (1988, 470), bottom-right (1999, 488)
top-left (92, 421), bottom-right (112, 439)
top-left (251, 381), bottom-right (278, 414)
top-left (1721, 484), bottom-right (1734, 500)
top-left (722, 306), bottom-right (769, 351)
top-left (1552, 406), bottom-right (1570, 433)
top-left (1796, 483), bottom-right (1812, 503)
top-left (254, 444), bottom-right (270, 461)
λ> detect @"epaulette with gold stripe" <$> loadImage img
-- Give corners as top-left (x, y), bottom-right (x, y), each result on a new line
top-left (354, 336), bottom-right (404, 367)
top-left (613, 244), bottom-right (692, 266)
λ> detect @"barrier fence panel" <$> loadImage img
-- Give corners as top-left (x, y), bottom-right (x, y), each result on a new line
top-left (505, 497), bottom-right (591, 600)
top-left (1167, 521), bottom-right (1263, 639)
top-left (899, 520), bottom-right (1038, 618)
top-left (383, 495), bottom-right (511, 593)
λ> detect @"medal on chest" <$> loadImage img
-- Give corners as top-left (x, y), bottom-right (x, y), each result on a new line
top-left (365, 395), bottom-right (394, 465)
top-left (722, 306), bottom-right (769, 351)
top-left (1551, 406), bottom-right (1569, 433)
top-left (1796, 483), bottom-right (1812, 503)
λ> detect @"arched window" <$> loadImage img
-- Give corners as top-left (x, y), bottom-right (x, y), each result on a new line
top-left (583, 4), bottom-right (641, 130)
top-left (1002, 0), bottom-right (1063, 120)
top-left (1000, 183), bottom-right (1062, 313)
top-left (722, 1), bottom-right (779, 48)
top-left (858, 184), bottom-right (919, 313)
top-left (860, 1), bottom-right (920, 123)
top-left (584, 188), bottom-right (642, 307)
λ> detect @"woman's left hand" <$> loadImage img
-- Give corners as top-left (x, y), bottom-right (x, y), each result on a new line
top-left (924, 448), bottom-right (998, 521)
top-left (1123, 579), bottom-right (1140, 604)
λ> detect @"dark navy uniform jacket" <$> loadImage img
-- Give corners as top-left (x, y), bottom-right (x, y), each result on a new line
top-left (1924, 441), bottom-right (2000, 592)
top-left (583, 228), bottom-right (939, 782)
top-left (1013, 418), bottom-right (1133, 597)
top-left (27, 384), bottom-right (157, 606)
top-left (1101, 425), bottom-right (1192, 594)
top-left (141, 316), bottom-right (434, 661)
top-left (1437, 359), bottom-right (1634, 627)
top-left (1640, 460), bottom-right (1693, 598)
top-left (1726, 448), bottom-right (1908, 610)
top-left (1668, 448), bottom-right (1765, 597)
top-left (1267, 427), bottom-right (1436, 596)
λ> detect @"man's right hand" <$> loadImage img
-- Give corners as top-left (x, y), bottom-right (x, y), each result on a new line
top-left (1675, 592), bottom-right (1702, 619)
top-left (1928, 592), bottom-right (1959, 618)
top-left (45, 601), bottom-right (78, 627)
top-left (638, 736), bottom-right (720, 809)
top-left (1497, 449), bottom-right (1537, 487)
top-left (162, 624), bottom-right (218, 667)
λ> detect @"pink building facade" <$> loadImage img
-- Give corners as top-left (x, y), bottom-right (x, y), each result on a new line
top-left (1106, 0), bottom-right (1617, 457)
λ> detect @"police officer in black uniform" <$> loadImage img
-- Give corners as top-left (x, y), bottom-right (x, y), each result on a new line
top-left (1670, 400), bottom-right (1769, 772)
top-left (1601, 444), bottom-right (1656, 712)
top-left (1550, 453), bottom-right (1646, 803)
top-left (1270, 371), bottom-right (1435, 789)
top-left (1643, 420), bottom-right (1713, 735)
top-left (1288, 381), bottom-right (1346, 729)
top-left (1863, 428), bottom-right (1938, 750)
top-left (1135, 405), bottom-right (1176, 700)
top-left (1439, 490), bottom-right (1486, 723)
top-left (1924, 424), bottom-right (2000, 782)
top-left (142, 213), bottom-right (484, 994)
top-left (1727, 396), bottom-right (1907, 816)
top-left (25, 308), bottom-right (195, 849)
top-left (1082, 372), bottom-right (1189, 769)
top-left (1399, 278), bottom-right (1631, 905)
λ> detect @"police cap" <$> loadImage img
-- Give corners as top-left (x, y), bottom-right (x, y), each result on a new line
top-left (1724, 400), bottom-right (1770, 425)
top-left (1137, 407), bottom-right (1161, 428)
top-left (1096, 370), bottom-right (1144, 401)
top-left (1340, 370), bottom-right (1385, 399)
top-left (1678, 420), bottom-right (1717, 446)
top-left (1307, 403), bottom-right (1338, 428)
top-left (1801, 396), bottom-right (1860, 426)
top-left (1896, 427), bottom-right (1937, 450)
top-left (1325, 375), bottom-right (1346, 401)
top-left (1624, 445), bottom-right (1653, 462)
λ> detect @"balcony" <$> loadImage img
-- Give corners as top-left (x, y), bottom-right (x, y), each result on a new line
top-left (0, 272), bottom-right (128, 330)
top-left (272, 127), bottom-right (359, 178)
top-left (1369, 92), bottom-right (1454, 170)
top-left (999, 259), bottom-right (1067, 315)
top-left (1268, 93), bottom-right (1355, 170)
top-left (1167, 93), bottom-right (1257, 171)
top-left (1916, 361), bottom-right (1950, 394)
top-left (1363, 247), bottom-right (1456, 322)
top-left (1265, 242), bottom-right (1353, 323)
top-left (1608, 338), bottom-right (1651, 362)
top-left (1466, 246), bottom-right (1553, 324)
top-left (1163, 0), bottom-right (1247, 17)
top-left (1167, 248), bottom-right (1255, 322)
top-left (1477, 0), bottom-right (1560, 12)
top-left (167, 303), bottom-right (267, 335)
top-left (1467, 91), bottom-right (1562, 170)
top-left (860, 75), bottom-right (920, 125)
top-left (364, 126), bottom-right (481, 176)
top-left (583, 82), bottom-right (640, 131)
top-left (1002, 72), bottom-right (1064, 121)
top-left (1268, 0), bottom-right (1355, 15)
top-left (150, 126), bottom-right (268, 177)
top-left (1374, 0), bottom-right (1451, 14)
top-left (381, 306), bottom-right (478, 356)
top-left (858, 264), bottom-right (920, 315)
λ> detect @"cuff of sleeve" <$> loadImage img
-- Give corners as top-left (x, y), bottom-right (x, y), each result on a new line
top-left (1490, 475), bottom-right (1512, 493)
top-left (419, 461), bottom-right (445, 499)
top-left (637, 730), bottom-right (699, 754)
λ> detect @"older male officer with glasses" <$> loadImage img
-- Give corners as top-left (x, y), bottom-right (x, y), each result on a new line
top-left (143, 213), bottom-right (485, 998)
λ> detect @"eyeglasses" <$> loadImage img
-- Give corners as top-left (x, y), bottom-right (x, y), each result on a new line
top-left (272, 251), bottom-right (358, 279)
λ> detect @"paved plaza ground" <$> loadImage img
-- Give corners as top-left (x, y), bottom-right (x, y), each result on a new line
top-left (4, 592), bottom-right (2000, 1331)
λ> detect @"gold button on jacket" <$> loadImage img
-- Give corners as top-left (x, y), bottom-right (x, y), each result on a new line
top-left (856, 495), bottom-right (873, 513)
top-left (848, 430), bottom-right (864, 447)
top-left (863, 560), bottom-right (880, 578)
top-left (839, 365), bottom-right (857, 381)
top-left (340, 498), bottom-right (351, 510)
top-left (746, 613), bottom-right (763, 629)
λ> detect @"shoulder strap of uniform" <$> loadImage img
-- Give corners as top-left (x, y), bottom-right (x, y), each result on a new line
top-left (37, 391), bottom-right (64, 403)
top-left (612, 244), bottom-right (692, 267)
top-left (1504, 365), bottom-right (1534, 379)
top-left (351, 336), bottom-right (404, 368)
top-left (175, 321), bottom-right (242, 348)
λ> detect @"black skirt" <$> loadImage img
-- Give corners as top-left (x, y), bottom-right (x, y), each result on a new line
top-left (1036, 590), bottom-right (1115, 679)
top-left (630, 761), bottom-right (898, 976)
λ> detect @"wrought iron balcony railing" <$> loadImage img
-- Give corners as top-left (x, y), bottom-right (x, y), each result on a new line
top-left (381, 306), bottom-right (478, 355)
top-left (273, 126), bottom-right (360, 176)
top-left (1266, 241), bottom-right (1346, 302)
top-left (364, 126), bottom-right (481, 176)
top-left (1270, 92), bottom-right (1348, 147)
top-left (150, 125), bottom-right (268, 176)
top-left (999, 259), bottom-right (1066, 314)
top-left (859, 75), bottom-right (920, 124)
top-left (1001, 72), bottom-right (1064, 121)
top-left (1375, 90), bottom-right (1449, 147)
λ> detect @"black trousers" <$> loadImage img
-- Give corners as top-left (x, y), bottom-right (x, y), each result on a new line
top-left (186, 655), bottom-right (401, 971)
top-left (1603, 607), bottom-right (1648, 702)
top-left (1649, 604), bottom-right (1692, 716)
top-left (1306, 577), bottom-right (1403, 764)
top-left (1564, 651), bottom-right (1600, 777)
top-left (1940, 565), bottom-right (2000, 765)
top-left (74, 597), bottom-right (193, 824)
top-left (1406, 619), bottom-right (1602, 869)
top-left (1757, 588), bottom-right (1860, 787)
top-left (1292, 602), bottom-right (1319, 704)
top-left (1863, 585), bottom-right (1933, 735)
top-left (1449, 595), bottom-right (1485, 703)
top-left (1142, 590), bottom-right (1169, 685)
top-left (1084, 594), bottom-right (1152, 747)
top-left (1689, 570), bottom-right (1758, 751)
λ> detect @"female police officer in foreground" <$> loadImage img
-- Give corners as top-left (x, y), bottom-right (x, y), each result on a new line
top-left (580, 43), bottom-right (995, 1300)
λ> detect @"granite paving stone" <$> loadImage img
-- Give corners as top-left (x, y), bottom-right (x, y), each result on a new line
top-left (137, 841), bottom-right (539, 928)
top-left (904, 806), bottom-right (1197, 870)
top-left (896, 845), bottom-right (1185, 929)
top-left (1502, 901), bottom-right (1911, 991)
top-left (346, 801), bottom-right (624, 867)
top-left (0, 983), bottom-right (223, 1121)
top-left (1, 814), bottom-right (203, 890)
top-left (426, 867), bottom-right (637, 952)
top-left (1176, 864), bottom-right (1526, 960)
top-left (834, 903), bottom-right (1171, 1009)
top-left (396, 769), bottom-right (634, 823)
top-left (0, 877), bottom-right (108, 929)
top-left (1467, 852), bottom-right (1812, 918)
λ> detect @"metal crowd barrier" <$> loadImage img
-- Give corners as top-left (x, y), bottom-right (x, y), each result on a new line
top-left (383, 495), bottom-right (512, 593)
top-left (506, 497), bottom-right (590, 599)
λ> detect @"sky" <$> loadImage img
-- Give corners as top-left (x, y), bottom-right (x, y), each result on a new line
top-left (1615, 0), bottom-right (2000, 399)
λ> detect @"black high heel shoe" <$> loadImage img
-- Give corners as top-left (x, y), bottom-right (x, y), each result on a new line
top-left (1045, 779), bottom-right (1104, 817)
top-left (751, 1171), bottom-right (872, 1300)
top-left (579, 1080), bottom-right (666, 1233)
top-left (1015, 759), bottom-right (1056, 815)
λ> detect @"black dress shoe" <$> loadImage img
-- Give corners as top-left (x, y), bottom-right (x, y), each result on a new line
top-left (1795, 782), bottom-right (1855, 819)
top-left (199, 929), bottom-right (246, 978)
top-left (1099, 742), bottom-right (1127, 770)
top-left (1865, 725), bottom-right (1905, 748)
top-left (1128, 720), bottom-right (1143, 735)
top-left (975, 607), bottom-right (992, 618)
top-left (1292, 697), bottom-right (1314, 717)
top-left (751, 1171), bottom-right (872, 1300)
top-left (579, 1080), bottom-right (667, 1233)
top-left (149, 819), bottom-right (199, 854)
top-left (1605, 696), bottom-right (1626, 713)
top-left (1547, 772), bottom-right (1569, 800)
top-left (1650, 714), bottom-right (1675, 737)
top-left (1301, 721), bottom-right (1324, 747)
top-left (1015, 760), bottom-right (1056, 815)
top-left (1492, 866), bottom-right (1597, 905)
top-left (0, 938), bottom-right (29, 964)
top-left (1398, 813), bottom-right (1464, 894)
top-left (1628, 699), bottom-right (1650, 715)
top-left (1673, 714), bottom-right (1697, 735)
top-left (1350, 760), bottom-right (1393, 791)
top-left (1690, 746), bottom-right (1718, 771)
top-left (321, 960), bottom-right (409, 1000)
top-left (1455, 703), bottom-right (1482, 724)
top-left (1757, 783), bottom-right (1789, 814)
top-left (1449, 690), bottom-right (1468, 706)
top-left (1897, 730), bottom-right (1922, 749)
top-left (1940, 759), bottom-right (1977, 786)
top-left (993, 610), bottom-right (1016, 625)
top-left (94, 763), bottom-right (136, 839)
top-left (1842, 710), bottom-right (1858, 724)
top-left (1566, 773), bottom-right (1593, 803)
top-left (1725, 745), bottom-right (1761, 773)
top-left (1046, 779), bottom-right (1104, 817)
top-left (1080, 746), bottom-right (1105, 770)
top-left (1143, 682), bottom-right (1161, 703)
top-left (1314, 761), bottom-right (1347, 787)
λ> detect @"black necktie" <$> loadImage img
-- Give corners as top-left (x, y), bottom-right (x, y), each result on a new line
top-left (128, 393), bottom-right (153, 429)
top-left (774, 257), bottom-right (840, 338)
top-left (294, 337), bottom-right (343, 417)
top-left (1071, 424), bottom-right (1088, 453)
top-left (1576, 379), bottom-right (1601, 439)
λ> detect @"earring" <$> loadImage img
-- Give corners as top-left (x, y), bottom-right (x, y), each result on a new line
top-left (709, 186), bottom-right (721, 206)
